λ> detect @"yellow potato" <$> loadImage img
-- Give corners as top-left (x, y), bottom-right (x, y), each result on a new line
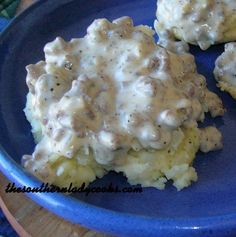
top-left (108, 127), bottom-right (200, 191)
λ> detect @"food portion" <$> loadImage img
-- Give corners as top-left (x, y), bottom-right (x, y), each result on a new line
top-left (23, 17), bottom-right (224, 191)
top-left (155, 0), bottom-right (236, 50)
top-left (214, 42), bottom-right (236, 99)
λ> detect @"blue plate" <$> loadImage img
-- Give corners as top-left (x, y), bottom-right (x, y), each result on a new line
top-left (1, 0), bottom-right (236, 236)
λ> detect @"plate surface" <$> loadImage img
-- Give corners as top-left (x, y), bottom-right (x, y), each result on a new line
top-left (0, 0), bottom-right (236, 236)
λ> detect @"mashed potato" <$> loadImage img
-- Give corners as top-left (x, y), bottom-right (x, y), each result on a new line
top-left (155, 0), bottom-right (236, 50)
top-left (23, 17), bottom-right (224, 190)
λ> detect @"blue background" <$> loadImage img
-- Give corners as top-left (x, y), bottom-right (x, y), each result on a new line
top-left (0, 17), bottom-right (18, 237)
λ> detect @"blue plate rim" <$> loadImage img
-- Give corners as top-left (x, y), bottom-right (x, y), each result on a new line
top-left (0, 0), bottom-right (236, 236)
